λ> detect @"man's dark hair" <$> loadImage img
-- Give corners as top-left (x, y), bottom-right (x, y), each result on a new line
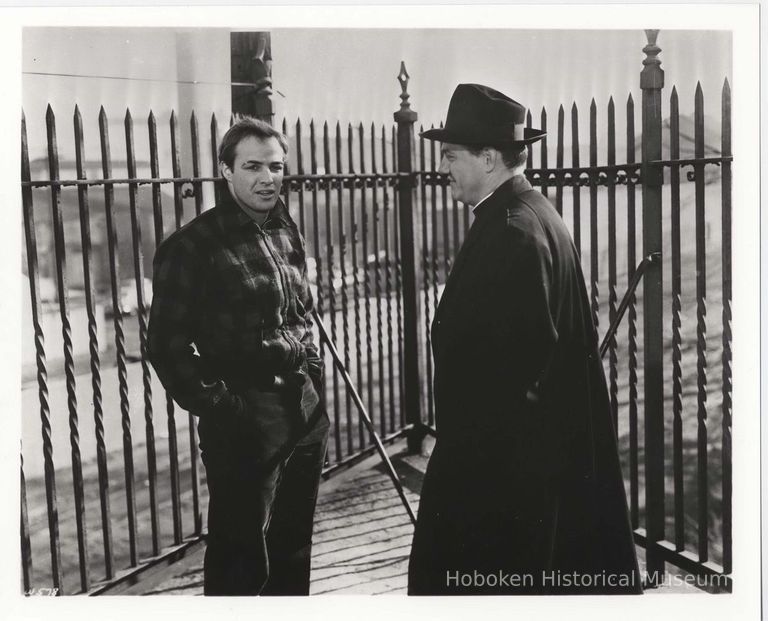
top-left (218, 117), bottom-right (289, 168)
top-left (468, 145), bottom-right (528, 170)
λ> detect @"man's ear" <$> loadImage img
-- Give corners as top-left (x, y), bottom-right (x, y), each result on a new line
top-left (220, 161), bottom-right (233, 182)
top-left (483, 148), bottom-right (498, 172)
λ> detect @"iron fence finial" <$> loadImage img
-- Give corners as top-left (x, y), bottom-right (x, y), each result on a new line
top-left (642, 30), bottom-right (663, 75)
top-left (397, 61), bottom-right (411, 112)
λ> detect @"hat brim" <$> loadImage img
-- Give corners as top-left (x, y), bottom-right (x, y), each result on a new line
top-left (420, 126), bottom-right (546, 146)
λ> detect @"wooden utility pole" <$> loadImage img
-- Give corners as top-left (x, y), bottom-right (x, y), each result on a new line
top-left (230, 32), bottom-right (274, 124)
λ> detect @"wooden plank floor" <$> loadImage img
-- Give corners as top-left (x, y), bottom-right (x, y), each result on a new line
top-left (127, 435), bottom-right (699, 596)
top-left (134, 438), bottom-right (426, 596)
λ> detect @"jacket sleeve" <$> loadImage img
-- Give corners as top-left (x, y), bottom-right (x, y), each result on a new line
top-left (147, 237), bottom-right (240, 417)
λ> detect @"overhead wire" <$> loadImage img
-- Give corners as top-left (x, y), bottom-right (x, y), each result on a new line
top-left (23, 71), bottom-right (286, 97)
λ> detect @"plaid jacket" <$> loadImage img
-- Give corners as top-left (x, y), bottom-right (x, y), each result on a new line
top-left (147, 190), bottom-right (323, 418)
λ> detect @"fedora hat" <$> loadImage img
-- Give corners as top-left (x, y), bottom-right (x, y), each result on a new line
top-left (420, 83), bottom-right (545, 147)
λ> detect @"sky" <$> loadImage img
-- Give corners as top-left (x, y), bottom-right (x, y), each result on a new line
top-left (271, 28), bottom-right (731, 127)
top-left (21, 26), bottom-right (732, 169)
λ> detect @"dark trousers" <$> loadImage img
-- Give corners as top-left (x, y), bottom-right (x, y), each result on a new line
top-left (201, 428), bottom-right (328, 596)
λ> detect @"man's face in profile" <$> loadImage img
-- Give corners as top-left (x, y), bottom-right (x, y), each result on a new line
top-left (438, 142), bottom-right (486, 206)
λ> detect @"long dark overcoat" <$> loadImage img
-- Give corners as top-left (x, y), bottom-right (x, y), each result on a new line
top-left (408, 175), bottom-right (642, 595)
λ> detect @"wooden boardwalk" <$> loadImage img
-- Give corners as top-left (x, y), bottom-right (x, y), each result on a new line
top-left (119, 435), bottom-right (698, 596)
top-left (131, 438), bottom-right (426, 596)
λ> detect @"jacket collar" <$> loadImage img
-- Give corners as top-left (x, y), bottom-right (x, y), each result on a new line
top-left (219, 188), bottom-right (294, 230)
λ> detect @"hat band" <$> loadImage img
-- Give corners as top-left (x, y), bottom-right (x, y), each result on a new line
top-left (514, 123), bottom-right (524, 141)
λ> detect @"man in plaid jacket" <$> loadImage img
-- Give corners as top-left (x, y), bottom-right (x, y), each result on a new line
top-left (147, 117), bottom-right (329, 596)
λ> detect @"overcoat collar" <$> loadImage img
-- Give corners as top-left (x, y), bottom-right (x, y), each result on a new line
top-left (472, 174), bottom-right (532, 218)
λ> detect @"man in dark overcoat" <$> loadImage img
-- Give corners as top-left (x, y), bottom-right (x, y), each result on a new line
top-left (407, 84), bottom-right (642, 595)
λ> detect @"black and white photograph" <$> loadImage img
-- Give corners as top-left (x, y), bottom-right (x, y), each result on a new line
top-left (1, 3), bottom-right (761, 620)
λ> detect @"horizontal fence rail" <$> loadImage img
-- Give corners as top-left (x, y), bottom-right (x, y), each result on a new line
top-left (21, 63), bottom-right (731, 595)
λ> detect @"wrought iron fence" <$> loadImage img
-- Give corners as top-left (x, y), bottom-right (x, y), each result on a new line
top-left (20, 31), bottom-right (731, 595)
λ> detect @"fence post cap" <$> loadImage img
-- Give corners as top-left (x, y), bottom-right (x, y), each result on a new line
top-left (394, 62), bottom-right (417, 123)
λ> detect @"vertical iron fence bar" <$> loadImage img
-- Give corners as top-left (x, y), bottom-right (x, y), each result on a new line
top-left (429, 134), bottom-right (440, 328)
top-left (309, 121), bottom-right (329, 443)
top-left (383, 131), bottom-right (395, 438)
top-left (296, 120), bottom-right (307, 232)
top-left (171, 110), bottom-right (202, 537)
top-left (694, 82), bottom-right (709, 564)
top-left (607, 97), bottom-right (618, 436)
top-left (640, 30), bottom-right (665, 581)
top-left (555, 106), bottom-right (564, 216)
top-left (626, 93), bottom-right (639, 529)
top-left (441, 148), bottom-right (450, 281)
top-left (189, 112), bottom-right (205, 536)
top-left (22, 110), bottom-right (62, 591)
top-left (348, 124), bottom-right (364, 449)
top-left (540, 107), bottom-right (549, 198)
top-left (392, 125), bottom-right (403, 431)
top-left (335, 123), bottom-right (353, 455)
top-left (99, 106), bottom-right (139, 567)
top-left (212, 113), bottom-right (223, 204)
top-left (323, 123), bottom-right (342, 462)
top-left (360, 123), bottom-right (373, 443)
top-left (21, 450), bottom-right (32, 592)
top-left (350, 123), bottom-right (372, 447)
top-left (73, 105), bottom-right (113, 578)
top-left (588, 99), bottom-right (599, 329)
top-left (281, 118), bottom-right (291, 213)
top-left (170, 112), bottom-right (185, 231)
top-left (149, 111), bottom-right (182, 544)
top-left (526, 110), bottom-right (533, 169)
top-left (190, 112), bottom-right (204, 218)
top-left (419, 130), bottom-right (434, 428)
top-left (571, 103), bottom-right (581, 255)
top-left (394, 63), bottom-right (423, 450)
top-left (670, 86), bottom-right (685, 552)
top-left (168, 111), bottom-right (187, 542)
top-left (47, 105), bottom-right (90, 592)
top-left (451, 141), bottom-right (460, 262)
top-left (393, 125), bottom-right (405, 428)
top-left (720, 78), bottom-right (732, 575)
top-left (373, 125), bottom-right (386, 438)
top-left (124, 109), bottom-right (160, 556)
